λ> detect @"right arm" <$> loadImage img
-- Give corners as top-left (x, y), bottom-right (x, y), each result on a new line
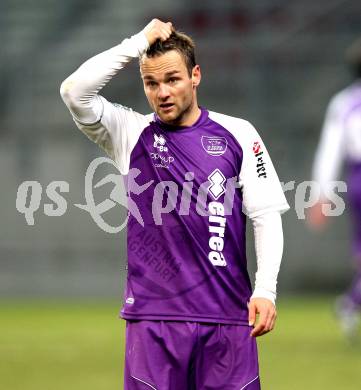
top-left (60, 31), bottom-right (149, 126)
top-left (60, 19), bottom-right (173, 174)
top-left (60, 31), bottom-right (150, 174)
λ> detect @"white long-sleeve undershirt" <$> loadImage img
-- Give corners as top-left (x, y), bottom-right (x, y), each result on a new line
top-left (60, 31), bottom-right (149, 125)
top-left (250, 211), bottom-right (284, 305)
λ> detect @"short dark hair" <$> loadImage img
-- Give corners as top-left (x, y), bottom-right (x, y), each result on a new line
top-left (142, 31), bottom-right (197, 77)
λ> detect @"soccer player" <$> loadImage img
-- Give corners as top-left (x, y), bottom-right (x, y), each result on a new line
top-left (61, 19), bottom-right (289, 390)
top-left (310, 38), bottom-right (361, 339)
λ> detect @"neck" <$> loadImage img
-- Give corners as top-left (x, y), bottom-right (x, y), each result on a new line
top-left (179, 103), bottom-right (201, 127)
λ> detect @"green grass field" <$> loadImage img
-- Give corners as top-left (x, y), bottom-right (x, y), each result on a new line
top-left (0, 296), bottom-right (360, 390)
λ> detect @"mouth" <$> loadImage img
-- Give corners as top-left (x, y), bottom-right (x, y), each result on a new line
top-left (159, 103), bottom-right (175, 112)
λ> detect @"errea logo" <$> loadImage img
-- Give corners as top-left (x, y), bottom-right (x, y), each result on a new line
top-left (253, 141), bottom-right (267, 178)
top-left (153, 134), bottom-right (168, 152)
top-left (207, 168), bottom-right (228, 267)
top-left (208, 168), bottom-right (226, 200)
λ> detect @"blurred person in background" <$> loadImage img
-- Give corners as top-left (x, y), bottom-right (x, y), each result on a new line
top-left (309, 37), bottom-right (361, 340)
top-left (60, 19), bottom-right (289, 389)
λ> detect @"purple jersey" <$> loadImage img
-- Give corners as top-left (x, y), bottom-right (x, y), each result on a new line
top-left (62, 33), bottom-right (288, 324)
top-left (98, 107), bottom-right (288, 325)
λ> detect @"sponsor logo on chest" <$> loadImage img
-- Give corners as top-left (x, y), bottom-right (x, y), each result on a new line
top-left (150, 133), bottom-right (174, 169)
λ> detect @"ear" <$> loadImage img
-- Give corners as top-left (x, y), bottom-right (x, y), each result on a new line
top-left (191, 65), bottom-right (201, 87)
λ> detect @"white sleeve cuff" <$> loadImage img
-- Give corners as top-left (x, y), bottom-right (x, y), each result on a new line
top-left (251, 288), bottom-right (276, 305)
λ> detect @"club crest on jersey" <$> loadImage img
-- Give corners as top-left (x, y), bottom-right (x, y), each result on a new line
top-left (153, 134), bottom-right (168, 152)
top-left (201, 136), bottom-right (228, 156)
top-left (253, 141), bottom-right (267, 178)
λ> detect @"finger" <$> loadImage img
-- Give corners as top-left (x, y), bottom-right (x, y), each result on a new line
top-left (162, 27), bottom-right (172, 38)
top-left (251, 310), bottom-right (269, 337)
top-left (251, 321), bottom-right (265, 337)
top-left (159, 33), bottom-right (170, 42)
top-left (165, 22), bottom-right (173, 33)
top-left (267, 310), bottom-right (277, 332)
top-left (248, 301), bottom-right (257, 327)
top-left (260, 316), bottom-right (273, 335)
top-left (262, 308), bottom-right (274, 332)
top-left (258, 309), bottom-right (276, 336)
top-left (259, 328), bottom-right (271, 336)
top-left (159, 28), bottom-right (171, 41)
top-left (157, 31), bottom-right (167, 41)
top-left (162, 22), bottom-right (173, 31)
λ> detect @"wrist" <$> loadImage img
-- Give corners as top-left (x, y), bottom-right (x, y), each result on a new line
top-left (131, 31), bottom-right (150, 57)
top-left (251, 288), bottom-right (276, 305)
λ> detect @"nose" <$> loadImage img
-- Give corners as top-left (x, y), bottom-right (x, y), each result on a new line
top-left (158, 83), bottom-right (170, 100)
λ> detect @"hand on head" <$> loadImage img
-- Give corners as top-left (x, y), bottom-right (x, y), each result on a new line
top-left (143, 19), bottom-right (173, 46)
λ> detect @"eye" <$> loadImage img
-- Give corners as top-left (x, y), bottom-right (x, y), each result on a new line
top-left (145, 80), bottom-right (157, 87)
top-left (168, 77), bottom-right (178, 84)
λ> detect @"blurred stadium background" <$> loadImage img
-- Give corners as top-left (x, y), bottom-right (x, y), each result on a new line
top-left (1, 0), bottom-right (360, 389)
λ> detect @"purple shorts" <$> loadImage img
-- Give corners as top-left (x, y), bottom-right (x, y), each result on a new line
top-left (124, 320), bottom-right (260, 390)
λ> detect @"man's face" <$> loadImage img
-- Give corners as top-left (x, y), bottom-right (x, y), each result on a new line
top-left (140, 50), bottom-right (201, 126)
